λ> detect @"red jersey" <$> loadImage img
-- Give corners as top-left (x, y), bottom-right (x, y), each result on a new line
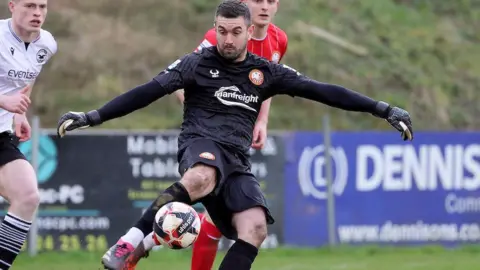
top-left (195, 23), bottom-right (288, 63)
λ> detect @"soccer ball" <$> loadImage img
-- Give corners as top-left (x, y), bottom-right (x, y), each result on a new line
top-left (153, 202), bottom-right (201, 249)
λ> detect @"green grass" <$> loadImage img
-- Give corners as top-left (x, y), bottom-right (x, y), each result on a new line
top-left (13, 246), bottom-right (480, 270)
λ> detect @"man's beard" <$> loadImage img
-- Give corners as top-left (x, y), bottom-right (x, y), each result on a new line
top-left (219, 44), bottom-right (247, 61)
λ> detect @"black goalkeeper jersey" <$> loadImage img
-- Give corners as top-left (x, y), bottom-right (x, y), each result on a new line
top-left (97, 46), bottom-right (379, 156)
top-left (154, 46), bottom-right (316, 155)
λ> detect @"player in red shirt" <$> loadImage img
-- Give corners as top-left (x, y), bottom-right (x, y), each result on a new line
top-left (115, 1), bottom-right (287, 269)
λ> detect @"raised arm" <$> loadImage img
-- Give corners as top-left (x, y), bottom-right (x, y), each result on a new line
top-left (266, 63), bottom-right (414, 140)
top-left (268, 64), bottom-right (380, 113)
top-left (94, 56), bottom-right (195, 123)
top-left (56, 53), bottom-right (198, 136)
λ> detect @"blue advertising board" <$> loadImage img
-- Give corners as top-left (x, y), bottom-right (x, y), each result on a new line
top-left (284, 131), bottom-right (480, 247)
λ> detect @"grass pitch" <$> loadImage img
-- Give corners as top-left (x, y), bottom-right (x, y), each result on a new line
top-left (14, 245), bottom-right (480, 269)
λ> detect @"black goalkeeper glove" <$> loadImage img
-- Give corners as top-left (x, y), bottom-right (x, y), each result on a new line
top-left (57, 110), bottom-right (101, 138)
top-left (373, 101), bottom-right (413, 141)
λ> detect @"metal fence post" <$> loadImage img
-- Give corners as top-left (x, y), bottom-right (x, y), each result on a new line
top-left (323, 115), bottom-right (336, 246)
top-left (28, 115), bottom-right (40, 256)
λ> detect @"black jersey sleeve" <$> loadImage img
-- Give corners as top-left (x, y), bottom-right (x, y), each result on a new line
top-left (95, 53), bottom-right (199, 123)
top-left (153, 53), bottom-right (199, 93)
top-left (266, 63), bottom-right (380, 114)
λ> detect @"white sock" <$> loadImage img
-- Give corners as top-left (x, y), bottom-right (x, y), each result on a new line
top-left (142, 232), bottom-right (157, 251)
top-left (120, 227), bottom-right (144, 247)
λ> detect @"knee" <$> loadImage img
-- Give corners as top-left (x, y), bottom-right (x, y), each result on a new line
top-left (0, 160), bottom-right (40, 215)
top-left (15, 189), bottom-right (40, 211)
top-left (234, 208), bottom-right (267, 247)
top-left (248, 221), bottom-right (267, 245)
top-left (182, 165), bottom-right (216, 194)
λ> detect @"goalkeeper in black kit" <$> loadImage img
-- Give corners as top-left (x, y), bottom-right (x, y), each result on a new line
top-left (56, 1), bottom-right (413, 269)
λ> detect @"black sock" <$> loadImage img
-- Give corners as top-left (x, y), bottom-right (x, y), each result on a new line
top-left (219, 239), bottom-right (258, 270)
top-left (134, 182), bottom-right (191, 236)
top-left (0, 213), bottom-right (31, 270)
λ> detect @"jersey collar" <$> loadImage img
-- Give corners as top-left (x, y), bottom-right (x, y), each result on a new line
top-left (8, 19), bottom-right (41, 43)
top-left (250, 23), bottom-right (271, 41)
top-left (213, 46), bottom-right (249, 66)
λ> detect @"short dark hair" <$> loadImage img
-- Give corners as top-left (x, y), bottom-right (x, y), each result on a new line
top-left (215, 0), bottom-right (252, 26)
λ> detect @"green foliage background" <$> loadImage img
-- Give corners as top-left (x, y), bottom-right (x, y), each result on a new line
top-left (2, 0), bottom-right (479, 130)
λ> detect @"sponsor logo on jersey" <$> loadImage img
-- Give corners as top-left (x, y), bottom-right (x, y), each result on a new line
top-left (7, 70), bottom-right (38, 80)
top-left (214, 86), bottom-right (259, 112)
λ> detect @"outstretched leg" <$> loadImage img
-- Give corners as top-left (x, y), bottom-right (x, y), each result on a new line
top-left (102, 164), bottom-right (217, 270)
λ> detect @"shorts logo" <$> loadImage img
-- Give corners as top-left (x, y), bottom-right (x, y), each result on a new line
top-left (249, 69), bottom-right (264, 86)
top-left (199, 152), bottom-right (215, 160)
top-left (271, 51), bottom-right (281, 63)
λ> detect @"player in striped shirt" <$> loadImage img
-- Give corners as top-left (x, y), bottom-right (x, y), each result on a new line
top-left (0, 0), bottom-right (56, 269)
top-left (102, 1), bottom-right (288, 270)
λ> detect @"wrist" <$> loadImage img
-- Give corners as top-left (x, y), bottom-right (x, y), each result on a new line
top-left (86, 110), bottom-right (102, 126)
top-left (373, 101), bottom-right (391, 119)
top-left (256, 118), bottom-right (268, 126)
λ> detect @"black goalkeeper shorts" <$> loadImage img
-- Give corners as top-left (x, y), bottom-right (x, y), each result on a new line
top-left (178, 138), bottom-right (274, 240)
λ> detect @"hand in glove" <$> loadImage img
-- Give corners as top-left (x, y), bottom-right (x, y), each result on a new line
top-left (374, 101), bottom-right (413, 141)
top-left (57, 110), bottom-right (101, 137)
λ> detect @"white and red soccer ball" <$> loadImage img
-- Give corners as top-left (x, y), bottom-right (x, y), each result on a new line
top-left (153, 202), bottom-right (201, 249)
